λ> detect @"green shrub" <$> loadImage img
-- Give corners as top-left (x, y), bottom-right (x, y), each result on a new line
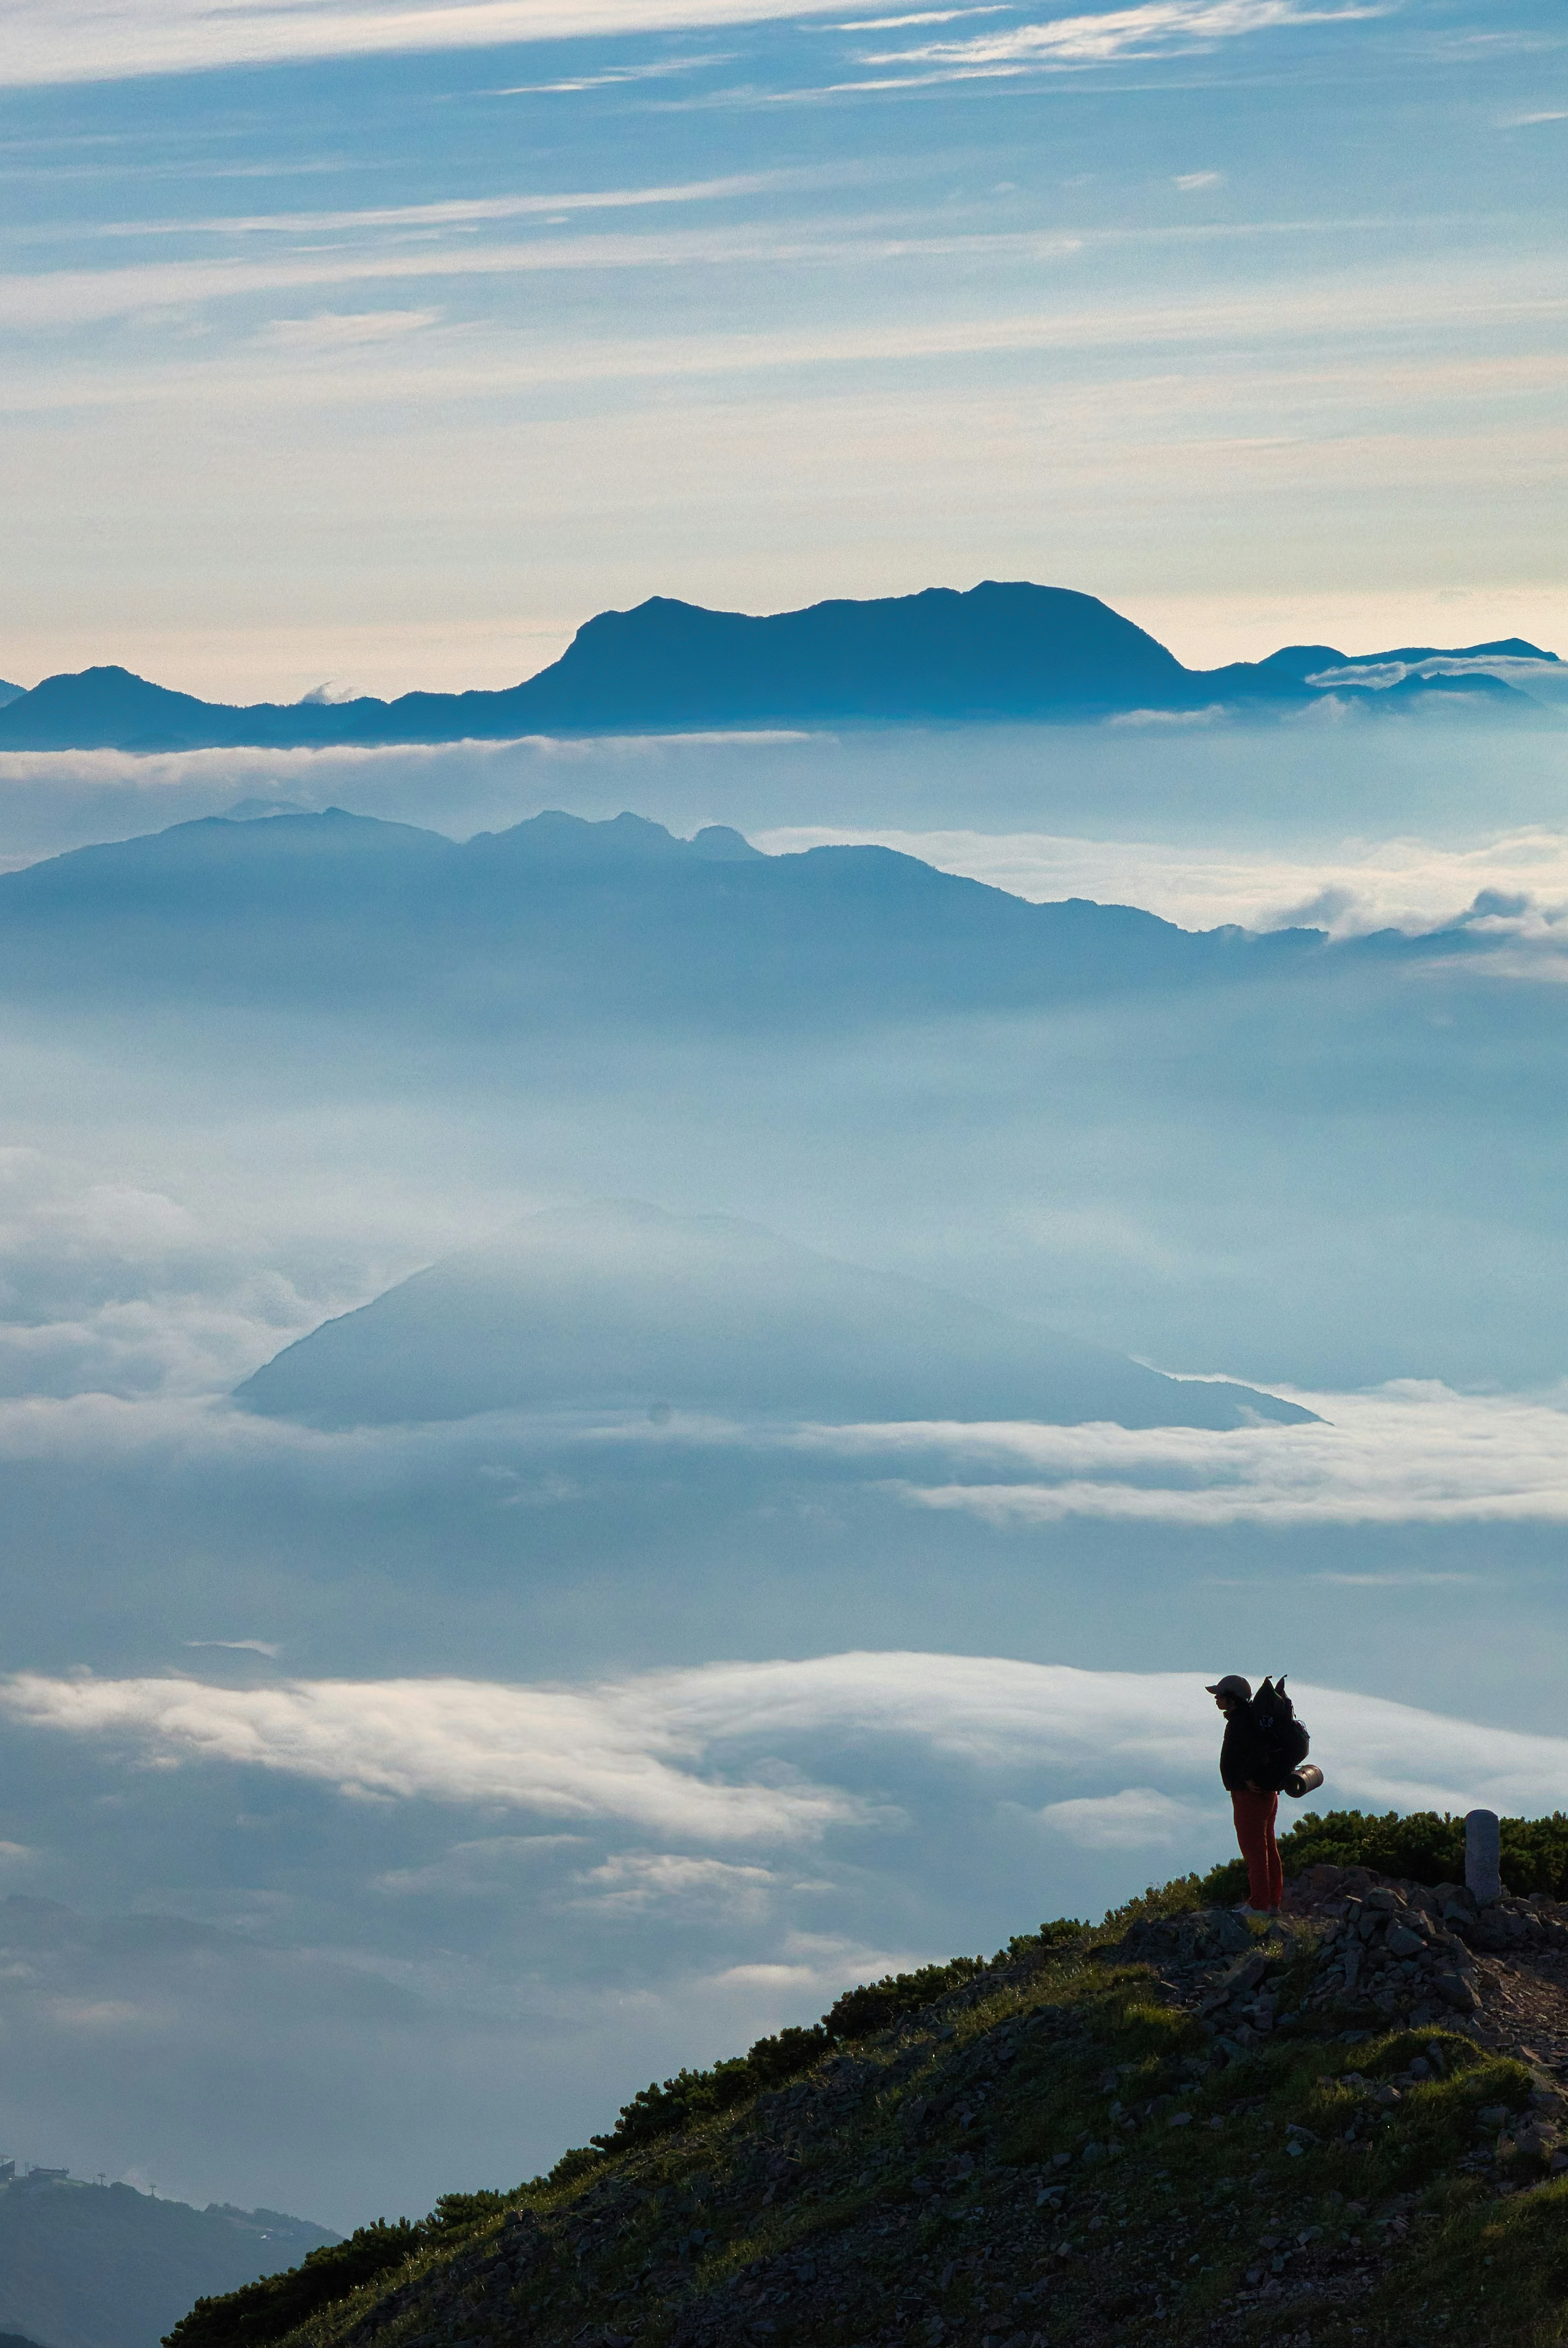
top-left (588, 1963), bottom-right (985, 2159)
top-left (1268, 1807), bottom-right (1568, 1894)
top-left (1096, 1873), bottom-right (1215, 1938)
top-left (1196, 1856), bottom-right (1247, 1905)
top-left (821, 1958), bottom-right (981, 2041)
top-left (1033, 1917), bottom-right (1088, 1949)
top-left (162, 2220), bottom-right (425, 2348)
top-left (546, 2145), bottom-right (606, 2188)
top-left (428, 2191), bottom-right (508, 2237)
top-left (162, 2188), bottom-right (519, 2348)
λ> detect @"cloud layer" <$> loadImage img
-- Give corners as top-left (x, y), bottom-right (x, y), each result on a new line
top-left (0, 1670), bottom-right (863, 1843)
top-left (827, 1381), bottom-right (1568, 1525)
top-left (11, 1651), bottom-right (1568, 1831)
top-left (756, 824), bottom-right (1568, 942)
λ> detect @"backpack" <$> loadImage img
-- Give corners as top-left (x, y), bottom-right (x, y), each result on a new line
top-left (1252, 1676), bottom-right (1311, 1791)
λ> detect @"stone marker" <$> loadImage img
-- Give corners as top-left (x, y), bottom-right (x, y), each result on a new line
top-left (1466, 1809), bottom-right (1502, 1905)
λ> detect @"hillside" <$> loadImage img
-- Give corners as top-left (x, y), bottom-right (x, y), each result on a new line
top-left (165, 1821), bottom-right (1568, 2348)
top-left (0, 585), bottom-right (1550, 751)
top-left (0, 2177), bottom-right (334, 2348)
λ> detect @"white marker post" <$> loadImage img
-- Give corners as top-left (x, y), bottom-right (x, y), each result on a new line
top-left (1465, 1808), bottom-right (1502, 1906)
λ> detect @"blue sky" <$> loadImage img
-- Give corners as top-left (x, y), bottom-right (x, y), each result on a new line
top-left (2, 0), bottom-right (1564, 697)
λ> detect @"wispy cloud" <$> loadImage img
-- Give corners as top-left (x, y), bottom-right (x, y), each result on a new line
top-left (1036, 1785), bottom-right (1195, 1847)
top-left (571, 1850), bottom-right (777, 1910)
top-left (105, 171), bottom-right (810, 243)
top-left (0, 220), bottom-right (1100, 330)
top-left (9, 225), bottom-right (1555, 342)
top-left (185, 1638), bottom-right (283, 1656)
top-left (0, 0), bottom-right (1389, 87)
top-left (490, 52), bottom-right (732, 90)
top-left (374, 1833), bottom-right (583, 1893)
top-left (834, 6), bottom-right (1009, 23)
top-left (0, 0), bottom-right (860, 91)
top-left (253, 309), bottom-right (444, 350)
top-left (858, 0), bottom-right (1385, 74)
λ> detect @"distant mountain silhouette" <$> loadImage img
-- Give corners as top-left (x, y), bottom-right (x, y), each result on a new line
top-left (0, 679), bottom-right (23, 709)
top-left (0, 807), bottom-right (1325, 1025)
top-left (1339, 637), bottom-right (1558, 664)
top-left (0, 584), bottom-right (1550, 751)
top-left (0, 2149), bottom-right (334, 2348)
top-left (236, 1199), bottom-right (1317, 1433)
top-left (0, 667), bottom-right (223, 753)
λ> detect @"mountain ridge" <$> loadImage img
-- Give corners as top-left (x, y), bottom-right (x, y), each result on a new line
top-left (0, 583), bottom-right (1555, 752)
top-left (0, 806), bottom-right (1338, 1029)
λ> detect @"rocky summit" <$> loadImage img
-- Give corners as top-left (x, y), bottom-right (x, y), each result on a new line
top-left (174, 1866), bottom-right (1568, 2348)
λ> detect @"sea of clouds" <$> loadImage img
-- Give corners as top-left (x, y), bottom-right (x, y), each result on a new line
top-left (0, 721), bottom-right (1561, 2221)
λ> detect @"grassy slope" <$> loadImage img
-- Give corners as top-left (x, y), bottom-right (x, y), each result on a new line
top-left (177, 1886), bottom-right (1568, 2348)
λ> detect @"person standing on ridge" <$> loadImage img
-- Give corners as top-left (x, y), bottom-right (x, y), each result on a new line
top-left (1209, 1674), bottom-right (1282, 1914)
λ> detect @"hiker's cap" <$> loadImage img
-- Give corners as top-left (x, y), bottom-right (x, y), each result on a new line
top-left (1206, 1674), bottom-right (1252, 1702)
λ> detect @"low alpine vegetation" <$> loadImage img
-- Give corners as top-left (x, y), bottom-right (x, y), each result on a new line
top-left (164, 1815), bottom-right (1568, 2348)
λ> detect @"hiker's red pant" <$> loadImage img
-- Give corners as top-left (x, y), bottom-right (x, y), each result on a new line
top-left (1232, 1788), bottom-right (1283, 1910)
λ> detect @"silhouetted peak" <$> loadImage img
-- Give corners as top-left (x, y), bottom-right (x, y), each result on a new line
top-left (1254, 644), bottom-right (1348, 678)
top-left (690, 824), bottom-right (764, 861)
top-left (1345, 637), bottom-right (1559, 665)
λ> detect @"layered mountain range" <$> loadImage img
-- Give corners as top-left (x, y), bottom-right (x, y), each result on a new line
top-left (0, 583), bottom-right (1554, 751)
top-left (0, 804), bottom-right (1339, 1024)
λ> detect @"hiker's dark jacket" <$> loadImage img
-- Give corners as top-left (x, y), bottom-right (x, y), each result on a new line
top-left (1219, 1705), bottom-right (1274, 1794)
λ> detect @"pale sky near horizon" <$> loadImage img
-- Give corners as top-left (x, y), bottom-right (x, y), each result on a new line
top-left (1, 0), bottom-right (1564, 699)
